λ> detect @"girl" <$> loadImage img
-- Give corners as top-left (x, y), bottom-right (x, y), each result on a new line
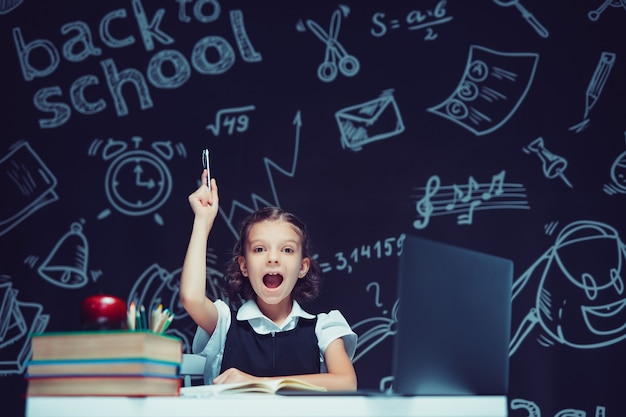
top-left (180, 170), bottom-right (357, 390)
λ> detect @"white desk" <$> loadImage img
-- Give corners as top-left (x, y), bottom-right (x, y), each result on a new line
top-left (26, 395), bottom-right (508, 417)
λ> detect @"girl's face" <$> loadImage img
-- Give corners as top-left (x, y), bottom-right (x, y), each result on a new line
top-left (238, 220), bottom-right (310, 308)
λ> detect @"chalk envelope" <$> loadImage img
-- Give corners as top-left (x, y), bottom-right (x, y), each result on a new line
top-left (335, 89), bottom-right (405, 151)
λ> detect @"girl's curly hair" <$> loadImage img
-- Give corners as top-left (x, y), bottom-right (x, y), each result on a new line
top-left (223, 207), bottom-right (322, 304)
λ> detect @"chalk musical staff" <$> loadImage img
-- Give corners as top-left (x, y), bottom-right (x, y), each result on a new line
top-left (412, 170), bottom-right (530, 228)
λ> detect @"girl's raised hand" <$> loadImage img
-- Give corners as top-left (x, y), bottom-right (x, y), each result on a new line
top-left (187, 169), bottom-right (219, 220)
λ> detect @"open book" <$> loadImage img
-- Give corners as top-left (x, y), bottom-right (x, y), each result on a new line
top-left (180, 378), bottom-right (326, 396)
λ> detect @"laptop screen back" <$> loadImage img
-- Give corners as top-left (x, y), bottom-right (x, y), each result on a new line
top-left (392, 235), bottom-right (513, 396)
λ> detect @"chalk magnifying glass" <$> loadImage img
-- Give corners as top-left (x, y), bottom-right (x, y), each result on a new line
top-left (492, 0), bottom-right (549, 38)
top-left (588, 0), bottom-right (621, 21)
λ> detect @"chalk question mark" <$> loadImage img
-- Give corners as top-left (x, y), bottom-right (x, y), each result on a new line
top-left (366, 282), bottom-right (384, 308)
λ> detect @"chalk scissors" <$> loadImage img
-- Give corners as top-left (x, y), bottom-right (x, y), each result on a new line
top-left (306, 10), bottom-right (360, 82)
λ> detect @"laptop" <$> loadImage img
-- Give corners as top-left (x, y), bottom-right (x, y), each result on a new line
top-left (391, 235), bottom-right (513, 396)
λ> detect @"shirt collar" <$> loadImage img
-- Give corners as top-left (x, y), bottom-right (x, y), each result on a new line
top-left (236, 299), bottom-right (315, 329)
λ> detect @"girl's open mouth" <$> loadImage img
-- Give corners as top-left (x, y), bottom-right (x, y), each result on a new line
top-left (263, 273), bottom-right (283, 289)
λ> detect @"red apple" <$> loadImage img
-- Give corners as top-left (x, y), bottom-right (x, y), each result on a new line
top-left (80, 294), bottom-right (128, 330)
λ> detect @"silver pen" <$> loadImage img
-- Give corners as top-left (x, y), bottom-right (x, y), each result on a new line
top-left (201, 148), bottom-right (211, 189)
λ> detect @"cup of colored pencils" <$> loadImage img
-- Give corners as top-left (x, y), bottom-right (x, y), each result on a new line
top-left (126, 302), bottom-right (174, 333)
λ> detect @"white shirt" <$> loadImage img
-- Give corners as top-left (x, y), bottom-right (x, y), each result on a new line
top-left (192, 299), bottom-right (357, 384)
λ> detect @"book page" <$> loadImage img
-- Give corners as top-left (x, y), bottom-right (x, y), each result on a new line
top-left (180, 378), bottom-right (326, 397)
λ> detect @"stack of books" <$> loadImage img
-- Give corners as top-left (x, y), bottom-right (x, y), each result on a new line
top-left (26, 330), bottom-right (183, 396)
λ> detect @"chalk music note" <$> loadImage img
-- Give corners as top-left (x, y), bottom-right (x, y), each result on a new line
top-left (445, 184), bottom-right (464, 211)
top-left (413, 175), bottom-right (440, 229)
top-left (445, 177), bottom-right (479, 211)
top-left (482, 170), bottom-right (505, 200)
top-left (457, 200), bottom-right (481, 225)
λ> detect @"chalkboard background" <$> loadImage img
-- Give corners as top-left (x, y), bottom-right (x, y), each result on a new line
top-left (1, 1), bottom-right (625, 416)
